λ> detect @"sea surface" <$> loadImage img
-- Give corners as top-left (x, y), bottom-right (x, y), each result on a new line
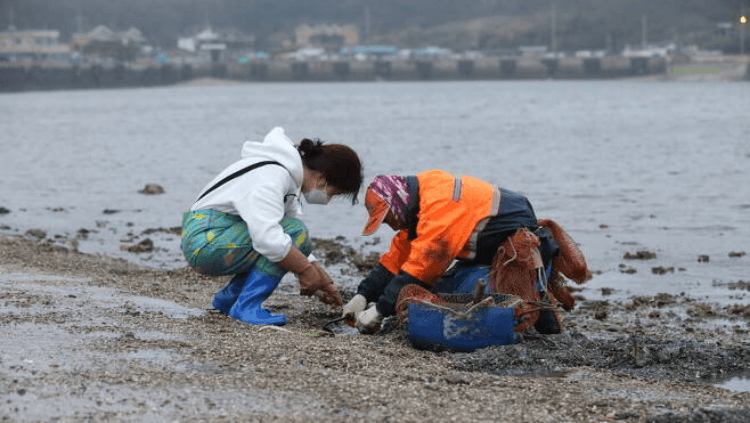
top-left (1, 80), bottom-right (749, 308)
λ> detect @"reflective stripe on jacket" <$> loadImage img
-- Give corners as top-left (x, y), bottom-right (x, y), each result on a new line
top-left (379, 169), bottom-right (501, 285)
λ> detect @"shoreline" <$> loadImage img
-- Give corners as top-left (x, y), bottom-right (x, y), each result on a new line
top-left (1, 234), bottom-right (748, 422)
top-left (0, 54), bottom-right (715, 93)
top-left (3, 60), bottom-right (747, 95)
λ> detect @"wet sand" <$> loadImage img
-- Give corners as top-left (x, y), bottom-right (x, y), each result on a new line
top-left (1, 234), bottom-right (749, 422)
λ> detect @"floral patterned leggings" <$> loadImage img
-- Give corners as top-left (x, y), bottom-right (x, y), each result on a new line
top-left (181, 209), bottom-right (311, 278)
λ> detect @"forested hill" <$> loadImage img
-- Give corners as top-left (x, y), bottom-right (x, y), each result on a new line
top-left (1, 0), bottom-right (746, 52)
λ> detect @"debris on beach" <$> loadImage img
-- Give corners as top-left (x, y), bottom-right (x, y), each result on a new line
top-left (723, 280), bottom-right (750, 291)
top-left (24, 228), bottom-right (46, 239)
top-left (310, 237), bottom-right (380, 272)
top-left (651, 266), bottom-right (675, 275)
top-left (140, 226), bottom-right (182, 236)
top-left (619, 264), bottom-right (637, 274)
top-left (121, 238), bottom-right (156, 253)
top-left (623, 250), bottom-right (656, 260)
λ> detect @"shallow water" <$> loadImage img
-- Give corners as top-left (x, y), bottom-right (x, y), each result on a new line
top-left (1, 80), bottom-right (749, 306)
top-left (0, 279), bottom-right (204, 319)
top-left (716, 376), bottom-right (750, 393)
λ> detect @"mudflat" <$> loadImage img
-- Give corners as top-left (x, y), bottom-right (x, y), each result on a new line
top-left (1, 235), bottom-right (748, 422)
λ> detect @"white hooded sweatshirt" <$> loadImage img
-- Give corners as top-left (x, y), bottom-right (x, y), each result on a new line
top-left (190, 127), bottom-right (305, 262)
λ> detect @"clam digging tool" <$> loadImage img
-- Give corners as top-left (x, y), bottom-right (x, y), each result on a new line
top-left (322, 316), bottom-right (348, 333)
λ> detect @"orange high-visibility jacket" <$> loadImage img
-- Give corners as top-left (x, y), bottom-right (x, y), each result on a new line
top-left (379, 169), bottom-right (502, 285)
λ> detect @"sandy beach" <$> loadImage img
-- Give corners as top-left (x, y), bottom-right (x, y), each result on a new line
top-left (1, 233), bottom-right (748, 422)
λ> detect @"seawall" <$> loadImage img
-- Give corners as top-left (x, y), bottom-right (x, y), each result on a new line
top-left (0, 56), bottom-right (673, 92)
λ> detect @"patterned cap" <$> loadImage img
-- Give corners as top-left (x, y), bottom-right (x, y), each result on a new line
top-left (361, 175), bottom-right (410, 235)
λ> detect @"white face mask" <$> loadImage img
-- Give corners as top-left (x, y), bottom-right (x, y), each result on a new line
top-left (303, 187), bottom-right (332, 205)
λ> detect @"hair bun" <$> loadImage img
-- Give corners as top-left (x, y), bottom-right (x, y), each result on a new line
top-left (298, 138), bottom-right (324, 158)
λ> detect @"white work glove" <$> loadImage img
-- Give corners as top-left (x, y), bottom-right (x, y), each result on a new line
top-left (355, 304), bottom-right (383, 334)
top-left (342, 294), bottom-right (367, 323)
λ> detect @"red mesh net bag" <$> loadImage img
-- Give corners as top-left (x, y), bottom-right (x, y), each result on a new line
top-left (538, 218), bottom-right (592, 311)
top-left (395, 284), bottom-right (444, 325)
top-left (489, 228), bottom-right (544, 333)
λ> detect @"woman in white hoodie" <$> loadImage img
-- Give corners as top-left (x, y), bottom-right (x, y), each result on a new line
top-left (181, 127), bottom-right (363, 325)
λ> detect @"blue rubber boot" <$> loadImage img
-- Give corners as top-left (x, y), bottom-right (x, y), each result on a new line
top-left (228, 268), bottom-right (286, 325)
top-left (211, 273), bottom-right (247, 315)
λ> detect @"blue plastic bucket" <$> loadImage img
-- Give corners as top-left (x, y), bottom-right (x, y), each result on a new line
top-left (406, 295), bottom-right (519, 352)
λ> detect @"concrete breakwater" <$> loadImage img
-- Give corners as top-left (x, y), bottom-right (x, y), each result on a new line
top-left (0, 56), bottom-right (668, 92)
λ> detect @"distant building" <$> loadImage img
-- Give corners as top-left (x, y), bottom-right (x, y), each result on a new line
top-left (0, 26), bottom-right (71, 62)
top-left (340, 45), bottom-right (398, 59)
top-left (715, 22), bottom-right (735, 38)
top-left (177, 26), bottom-right (255, 63)
top-left (574, 50), bottom-right (607, 58)
top-left (71, 25), bottom-right (147, 62)
top-left (621, 42), bottom-right (678, 58)
top-left (295, 24), bottom-right (359, 51)
top-left (478, 48), bottom-right (517, 58)
top-left (518, 45), bottom-right (548, 57)
top-left (414, 46), bottom-right (453, 58)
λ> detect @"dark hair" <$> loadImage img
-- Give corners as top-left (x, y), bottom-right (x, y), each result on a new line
top-left (298, 138), bottom-right (363, 204)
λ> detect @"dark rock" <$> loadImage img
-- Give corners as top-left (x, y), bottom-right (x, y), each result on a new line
top-left (25, 228), bottom-right (46, 239)
top-left (138, 184), bottom-right (165, 195)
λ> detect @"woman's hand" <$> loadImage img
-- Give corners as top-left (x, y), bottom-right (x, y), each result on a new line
top-left (298, 263), bottom-right (343, 307)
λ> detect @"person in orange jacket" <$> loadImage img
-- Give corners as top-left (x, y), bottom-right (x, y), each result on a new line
top-left (343, 170), bottom-right (559, 334)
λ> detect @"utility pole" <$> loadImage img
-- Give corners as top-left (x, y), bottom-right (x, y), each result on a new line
top-left (604, 0), bottom-right (612, 54)
top-left (741, 9), bottom-right (747, 56)
top-left (364, 4), bottom-right (371, 44)
top-left (641, 15), bottom-right (647, 50)
top-left (550, 0), bottom-right (557, 55)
